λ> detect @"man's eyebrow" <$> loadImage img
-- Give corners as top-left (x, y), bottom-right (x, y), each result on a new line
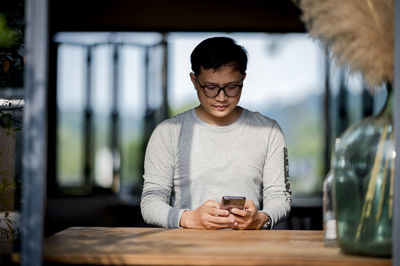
top-left (202, 78), bottom-right (243, 85)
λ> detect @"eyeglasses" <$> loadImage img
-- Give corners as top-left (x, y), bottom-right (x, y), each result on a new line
top-left (195, 76), bottom-right (243, 98)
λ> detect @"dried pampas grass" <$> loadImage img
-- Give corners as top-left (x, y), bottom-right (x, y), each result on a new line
top-left (296, 0), bottom-right (394, 90)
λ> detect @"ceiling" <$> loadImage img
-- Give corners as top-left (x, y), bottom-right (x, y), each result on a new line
top-left (49, 0), bottom-right (305, 34)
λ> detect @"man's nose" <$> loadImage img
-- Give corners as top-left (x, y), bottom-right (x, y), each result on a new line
top-left (215, 89), bottom-right (228, 101)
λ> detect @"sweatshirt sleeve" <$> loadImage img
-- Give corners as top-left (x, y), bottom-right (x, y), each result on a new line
top-left (262, 121), bottom-right (291, 228)
top-left (140, 121), bottom-right (186, 228)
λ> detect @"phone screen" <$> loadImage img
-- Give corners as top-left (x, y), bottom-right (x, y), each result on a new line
top-left (220, 196), bottom-right (246, 211)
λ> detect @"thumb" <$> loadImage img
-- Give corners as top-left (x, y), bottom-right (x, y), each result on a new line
top-left (244, 199), bottom-right (255, 209)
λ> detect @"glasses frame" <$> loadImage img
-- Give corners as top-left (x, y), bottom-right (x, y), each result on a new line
top-left (195, 76), bottom-right (243, 98)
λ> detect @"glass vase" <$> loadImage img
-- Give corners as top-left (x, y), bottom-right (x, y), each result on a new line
top-left (323, 170), bottom-right (337, 247)
top-left (333, 85), bottom-right (394, 257)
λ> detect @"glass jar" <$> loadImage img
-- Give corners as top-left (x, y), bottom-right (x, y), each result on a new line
top-left (333, 85), bottom-right (394, 257)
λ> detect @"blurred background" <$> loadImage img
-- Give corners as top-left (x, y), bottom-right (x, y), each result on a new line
top-left (0, 0), bottom-right (389, 245)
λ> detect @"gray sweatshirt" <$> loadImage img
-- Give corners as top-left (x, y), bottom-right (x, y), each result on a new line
top-left (141, 107), bottom-right (291, 228)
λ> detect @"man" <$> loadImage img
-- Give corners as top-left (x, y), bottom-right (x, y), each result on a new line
top-left (141, 37), bottom-right (291, 229)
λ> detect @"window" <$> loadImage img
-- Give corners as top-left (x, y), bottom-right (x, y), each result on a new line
top-left (55, 33), bottom-right (166, 197)
top-left (55, 32), bottom-right (337, 198)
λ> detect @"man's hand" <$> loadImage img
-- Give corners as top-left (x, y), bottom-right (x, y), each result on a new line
top-left (179, 200), bottom-right (236, 229)
top-left (229, 199), bottom-right (269, 230)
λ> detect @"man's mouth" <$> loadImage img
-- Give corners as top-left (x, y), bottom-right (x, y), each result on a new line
top-left (214, 105), bottom-right (227, 110)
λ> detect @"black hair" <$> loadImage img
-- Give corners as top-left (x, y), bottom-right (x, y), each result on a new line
top-left (190, 37), bottom-right (248, 75)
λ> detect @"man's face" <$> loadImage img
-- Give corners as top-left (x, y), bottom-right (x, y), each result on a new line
top-left (190, 66), bottom-right (246, 126)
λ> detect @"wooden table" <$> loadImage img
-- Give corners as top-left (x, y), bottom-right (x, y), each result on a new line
top-left (43, 227), bottom-right (392, 265)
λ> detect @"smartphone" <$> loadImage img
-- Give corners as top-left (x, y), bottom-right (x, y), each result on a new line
top-left (220, 196), bottom-right (246, 211)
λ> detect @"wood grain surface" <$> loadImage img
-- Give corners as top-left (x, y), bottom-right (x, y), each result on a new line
top-left (43, 227), bottom-right (392, 265)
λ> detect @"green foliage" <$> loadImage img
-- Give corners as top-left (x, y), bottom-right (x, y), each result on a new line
top-left (0, 111), bottom-right (20, 139)
top-left (58, 111), bottom-right (146, 188)
top-left (0, 102), bottom-right (23, 243)
top-left (169, 100), bottom-right (199, 117)
top-left (0, 178), bottom-right (15, 206)
top-left (0, 14), bottom-right (17, 48)
top-left (122, 137), bottom-right (144, 185)
top-left (268, 99), bottom-right (324, 195)
top-left (57, 123), bottom-right (83, 178)
top-left (0, 178), bottom-right (18, 242)
top-left (0, 0), bottom-right (25, 87)
top-left (0, 214), bottom-right (18, 242)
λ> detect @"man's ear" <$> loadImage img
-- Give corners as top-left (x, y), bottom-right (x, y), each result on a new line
top-left (242, 73), bottom-right (247, 81)
top-left (190, 72), bottom-right (197, 87)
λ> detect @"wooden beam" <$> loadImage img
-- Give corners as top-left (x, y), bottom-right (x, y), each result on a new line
top-left (49, 0), bottom-right (305, 33)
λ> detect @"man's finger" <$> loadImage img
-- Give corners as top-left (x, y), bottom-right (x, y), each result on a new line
top-left (230, 208), bottom-right (247, 217)
top-left (208, 214), bottom-right (235, 225)
top-left (205, 200), bottom-right (220, 208)
top-left (212, 208), bottom-right (230, 217)
top-left (205, 221), bottom-right (235, 230)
